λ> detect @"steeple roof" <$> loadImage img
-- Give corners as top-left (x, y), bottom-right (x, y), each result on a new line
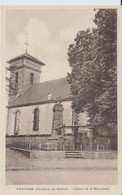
top-left (7, 52), bottom-right (45, 66)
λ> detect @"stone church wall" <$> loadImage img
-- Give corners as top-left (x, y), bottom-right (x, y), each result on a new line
top-left (7, 100), bottom-right (89, 136)
top-left (7, 103), bottom-right (54, 136)
top-left (6, 108), bottom-right (15, 135)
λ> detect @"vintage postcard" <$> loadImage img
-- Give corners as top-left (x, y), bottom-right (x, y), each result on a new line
top-left (0, 4), bottom-right (122, 195)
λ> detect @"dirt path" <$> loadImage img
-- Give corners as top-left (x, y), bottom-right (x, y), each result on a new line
top-left (6, 169), bottom-right (117, 185)
top-left (6, 148), bottom-right (117, 185)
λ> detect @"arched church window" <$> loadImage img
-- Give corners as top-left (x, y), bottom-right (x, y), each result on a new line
top-left (33, 108), bottom-right (39, 131)
top-left (30, 72), bottom-right (34, 84)
top-left (15, 72), bottom-right (18, 83)
top-left (14, 110), bottom-right (20, 135)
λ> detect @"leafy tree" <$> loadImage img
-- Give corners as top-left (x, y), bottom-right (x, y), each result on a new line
top-left (67, 9), bottom-right (117, 135)
top-left (6, 66), bottom-right (18, 97)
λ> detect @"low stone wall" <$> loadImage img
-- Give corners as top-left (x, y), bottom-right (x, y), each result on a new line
top-left (30, 150), bottom-right (117, 160)
top-left (11, 147), bottom-right (31, 157)
top-left (10, 147), bottom-right (117, 160)
top-left (10, 147), bottom-right (65, 159)
top-left (30, 150), bottom-right (65, 160)
top-left (82, 151), bottom-right (117, 159)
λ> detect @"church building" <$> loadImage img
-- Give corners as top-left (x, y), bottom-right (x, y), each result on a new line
top-left (6, 51), bottom-right (116, 151)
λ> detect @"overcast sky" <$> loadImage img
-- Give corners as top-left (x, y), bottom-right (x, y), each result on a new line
top-left (6, 8), bottom-right (96, 82)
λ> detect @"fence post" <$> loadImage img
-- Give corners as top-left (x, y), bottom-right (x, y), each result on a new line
top-left (63, 143), bottom-right (65, 151)
top-left (47, 142), bottom-right (49, 151)
top-left (40, 143), bottom-right (41, 150)
top-left (26, 139), bottom-right (27, 149)
top-left (97, 144), bottom-right (99, 151)
top-left (80, 144), bottom-right (82, 151)
top-left (22, 139), bottom-right (23, 149)
top-left (73, 143), bottom-right (74, 151)
top-left (27, 141), bottom-right (29, 150)
top-left (29, 139), bottom-right (30, 150)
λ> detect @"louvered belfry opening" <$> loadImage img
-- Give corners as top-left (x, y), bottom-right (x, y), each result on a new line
top-left (30, 72), bottom-right (34, 84)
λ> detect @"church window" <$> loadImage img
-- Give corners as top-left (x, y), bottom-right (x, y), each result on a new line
top-left (83, 132), bottom-right (87, 137)
top-left (33, 108), bottom-right (39, 131)
top-left (15, 72), bottom-right (18, 83)
top-left (14, 110), bottom-right (20, 135)
top-left (30, 72), bottom-right (34, 84)
top-left (108, 139), bottom-right (111, 144)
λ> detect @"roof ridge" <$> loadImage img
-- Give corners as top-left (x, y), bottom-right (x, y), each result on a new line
top-left (25, 52), bottom-right (42, 61)
top-left (39, 77), bottom-right (68, 84)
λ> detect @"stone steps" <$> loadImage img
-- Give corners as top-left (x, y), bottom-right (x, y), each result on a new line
top-left (65, 151), bottom-right (84, 158)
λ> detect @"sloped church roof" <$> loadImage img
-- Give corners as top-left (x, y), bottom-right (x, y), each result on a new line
top-left (8, 77), bottom-right (71, 108)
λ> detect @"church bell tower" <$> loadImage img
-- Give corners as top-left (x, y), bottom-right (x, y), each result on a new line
top-left (7, 51), bottom-right (45, 104)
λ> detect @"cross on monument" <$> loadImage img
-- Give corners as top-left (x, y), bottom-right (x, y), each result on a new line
top-left (24, 37), bottom-right (30, 53)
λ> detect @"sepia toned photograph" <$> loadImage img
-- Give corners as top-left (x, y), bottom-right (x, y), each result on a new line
top-left (4, 7), bottom-right (117, 186)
